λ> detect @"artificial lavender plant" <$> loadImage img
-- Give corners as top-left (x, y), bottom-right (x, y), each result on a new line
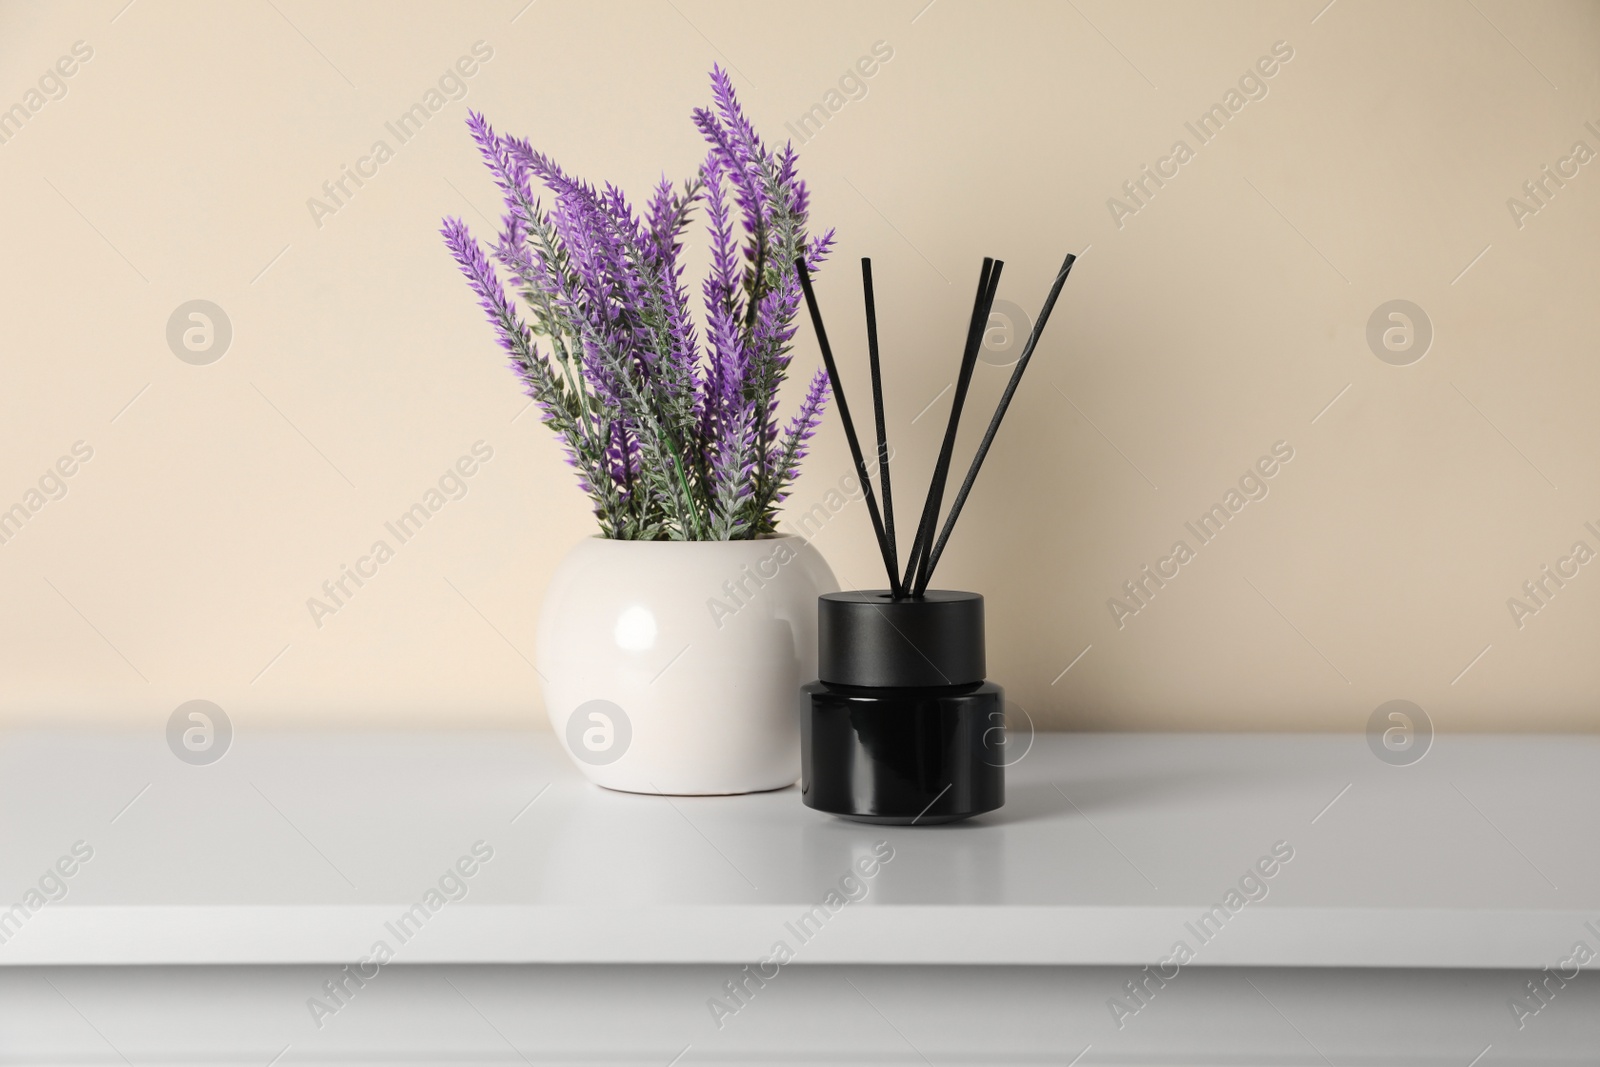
top-left (442, 67), bottom-right (834, 540)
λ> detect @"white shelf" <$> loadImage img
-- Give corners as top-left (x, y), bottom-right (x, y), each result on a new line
top-left (3, 729), bottom-right (1594, 968)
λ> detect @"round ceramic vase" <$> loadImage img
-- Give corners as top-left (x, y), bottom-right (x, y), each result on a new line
top-left (535, 535), bottom-right (838, 795)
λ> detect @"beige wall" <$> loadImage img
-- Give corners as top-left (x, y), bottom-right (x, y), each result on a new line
top-left (1, 0), bottom-right (1596, 732)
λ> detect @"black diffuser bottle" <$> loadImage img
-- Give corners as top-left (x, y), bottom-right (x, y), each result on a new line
top-left (804, 590), bottom-right (1002, 823)
top-left (794, 250), bottom-right (1076, 824)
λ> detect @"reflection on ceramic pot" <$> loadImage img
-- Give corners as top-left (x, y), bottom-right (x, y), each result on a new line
top-left (536, 534), bottom-right (838, 795)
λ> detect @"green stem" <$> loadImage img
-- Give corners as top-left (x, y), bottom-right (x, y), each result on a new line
top-left (669, 449), bottom-right (704, 540)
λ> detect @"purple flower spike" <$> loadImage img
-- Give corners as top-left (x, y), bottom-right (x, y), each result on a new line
top-left (442, 68), bottom-right (832, 540)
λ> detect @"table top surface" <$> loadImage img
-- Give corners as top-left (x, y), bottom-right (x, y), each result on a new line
top-left (2, 728), bottom-right (1595, 967)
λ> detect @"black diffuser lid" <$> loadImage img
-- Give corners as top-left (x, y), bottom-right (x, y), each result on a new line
top-left (818, 589), bottom-right (985, 688)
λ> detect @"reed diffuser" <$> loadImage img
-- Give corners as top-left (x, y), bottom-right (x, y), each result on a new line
top-left (794, 251), bottom-right (1076, 823)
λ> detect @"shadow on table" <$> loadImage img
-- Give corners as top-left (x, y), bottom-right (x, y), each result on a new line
top-left (983, 764), bottom-right (1297, 827)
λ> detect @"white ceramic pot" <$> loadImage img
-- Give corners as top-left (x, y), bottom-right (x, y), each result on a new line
top-left (535, 535), bottom-right (838, 795)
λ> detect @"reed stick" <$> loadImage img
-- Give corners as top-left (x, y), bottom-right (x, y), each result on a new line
top-left (794, 259), bottom-right (899, 591)
top-left (900, 258), bottom-right (992, 592)
top-left (911, 260), bottom-right (1003, 595)
top-left (919, 252), bottom-right (1077, 589)
top-left (861, 258), bottom-right (901, 597)
top-left (905, 258), bottom-right (1002, 595)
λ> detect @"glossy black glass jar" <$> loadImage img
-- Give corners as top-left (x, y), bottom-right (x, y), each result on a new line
top-left (801, 590), bottom-right (1005, 824)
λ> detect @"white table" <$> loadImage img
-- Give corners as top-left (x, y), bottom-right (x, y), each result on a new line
top-left (2, 729), bottom-right (1596, 1064)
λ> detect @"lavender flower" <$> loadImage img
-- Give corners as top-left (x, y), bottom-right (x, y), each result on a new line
top-left (443, 67), bottom-right (832, 539)
top-left (771, 368), bottom-right (831, 503)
